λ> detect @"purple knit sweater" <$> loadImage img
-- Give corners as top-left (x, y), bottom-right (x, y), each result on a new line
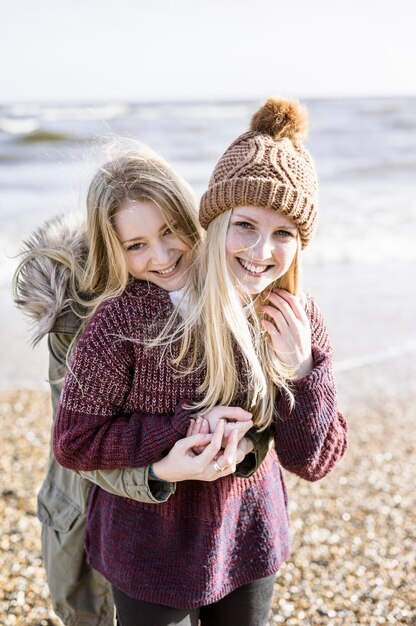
top-left (53, 280), bottom-right (347, 608)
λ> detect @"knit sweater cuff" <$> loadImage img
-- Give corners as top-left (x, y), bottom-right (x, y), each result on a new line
top-left (283, 345), bottom-right (335, 435)
top-left (171, 401), bottom-right (194, 436)
top-left (273, 345), bottom-right (338, 474)
top-left (291, 345), bottom-right (329, 395)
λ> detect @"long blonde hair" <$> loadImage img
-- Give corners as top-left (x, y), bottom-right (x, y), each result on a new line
top-left (13, 142), bottom-right (203, 350)
top-left (80, 144), bottom-right (202, 323)
top-left (155, 210), bottom-right (305, 430)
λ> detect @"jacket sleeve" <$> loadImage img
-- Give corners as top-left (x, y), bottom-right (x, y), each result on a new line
top-left (273, 296), bottom-right (348, 482)
top-left (52, 306), bottom-right (192, 472)
top-left (49, 330), bottom-right (176, 502)
top-left (234, 426), bottom-right (274, 478)
top-left (78, 467), bottom-right (176, 503)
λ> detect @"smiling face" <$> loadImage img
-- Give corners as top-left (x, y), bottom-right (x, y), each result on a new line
top-left (113, 198), bottom-right (192, 291)
top-left (225, 206), bottom-right (299, 296)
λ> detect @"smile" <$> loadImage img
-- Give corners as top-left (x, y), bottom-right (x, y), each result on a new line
top-left (237, 258), bottom-right (272, 275)
top-left (152, 257), bottom-right (181, 276)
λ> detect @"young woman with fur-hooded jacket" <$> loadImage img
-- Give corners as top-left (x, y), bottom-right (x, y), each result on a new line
top-left (51, 99), bottom-right (347, 626)
top-left (14, 145), bottom-right (269, 626)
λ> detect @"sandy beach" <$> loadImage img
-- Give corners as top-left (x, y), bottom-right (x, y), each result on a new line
top-left (1, 386), bottom-right (415, 625)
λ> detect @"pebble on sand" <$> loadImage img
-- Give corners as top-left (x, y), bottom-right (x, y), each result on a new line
top-left (1, 389), bottom-right (415, 625)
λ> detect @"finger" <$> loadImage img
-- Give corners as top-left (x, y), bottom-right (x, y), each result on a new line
top-left (261, 304), bottom-right (287, 332)
top-left (197, 419), bottom-right (225, 465)
top-left (186, 419), bottom-right (195, 437)
top-left (225, 419), bottom-right (253, 433)
top-left (211, 406), bottom-right (253, 422)
top-left (176, 432), bottom-right (212, 451)
top-left (220, 429), bottom-right (239, 468)
top-left (200, 418), bottom-right (210, 435)
top-left (195, 416), bottom-right (206, 435)
top-left (261, 318), bottom-right (281, 338)
top-left (262, 297), bottom-right (292, 325)
top-left (191, 418), bottom-right (210, 454)
top-left (261, 319), bottom-right (301, 362)
top-left (224, 420), bottom-right (253, 441)
top-left (195, 416), bottom-right (205, 435)
top-left (235, 448), bottom-right (245, 464)
top-left (212, 418), bottom-right (226, 445)
top-left (271, 289), bottom-right (308, 323)
top-left (234, 437), bottom-right (252, 464)
top-left (192, 445), bottom-right (208, 456)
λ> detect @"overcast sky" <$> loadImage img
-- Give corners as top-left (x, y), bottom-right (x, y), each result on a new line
top-left (1, 0), bottom-right (415, 103)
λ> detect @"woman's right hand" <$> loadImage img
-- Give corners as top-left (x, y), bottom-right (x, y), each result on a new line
top-left (151, 420), bottom-right (241, 482)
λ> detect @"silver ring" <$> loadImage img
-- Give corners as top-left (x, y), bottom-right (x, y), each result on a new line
top-left (213, 460), bottom-right (224, 472)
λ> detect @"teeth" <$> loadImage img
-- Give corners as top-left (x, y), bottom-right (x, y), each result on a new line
top-left (239, 259), bottom-right (268, 274)
top-left (157, 260), bottom-right (178, 275)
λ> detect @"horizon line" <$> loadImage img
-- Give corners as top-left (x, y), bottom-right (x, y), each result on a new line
top-left (1, 93), bottom-right (416, 107)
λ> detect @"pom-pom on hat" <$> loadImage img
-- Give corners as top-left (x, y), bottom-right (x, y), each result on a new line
top-left (199, 97), bottom-right (318, 248)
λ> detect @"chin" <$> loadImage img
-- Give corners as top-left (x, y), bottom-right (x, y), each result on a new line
top-left (236, 279), bottom-right (267, 298)
top-left (165, 277), bottom-right (187, 292)
top-left (247, 285), bottom-right (267, 297)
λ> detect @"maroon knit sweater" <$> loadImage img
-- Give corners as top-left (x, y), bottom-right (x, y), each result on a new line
top-left (53, 280), bottom-right (347, 608)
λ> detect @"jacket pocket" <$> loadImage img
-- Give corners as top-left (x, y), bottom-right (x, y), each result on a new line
top-left (37, 477), bottom-right (113, 626)
top-left (37, 479), bottom-right (81, 532)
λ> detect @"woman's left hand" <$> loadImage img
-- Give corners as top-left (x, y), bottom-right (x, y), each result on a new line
top-left (260, 288), bottom-right (313, 380)
top-left (152, 420), bottom-right (242, 482)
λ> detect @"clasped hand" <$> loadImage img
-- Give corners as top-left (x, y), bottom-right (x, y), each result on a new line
top-left (152, 407), bottom-right (253, 483)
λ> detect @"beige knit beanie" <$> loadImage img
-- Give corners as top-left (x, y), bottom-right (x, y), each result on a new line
top-left (199, 97), bottom-right (318, 248)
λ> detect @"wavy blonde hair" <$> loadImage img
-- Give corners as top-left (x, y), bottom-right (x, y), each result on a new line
top-left (80, 143), bottom-right (202, 323)
top-left (155, 210), bottom-right (304, 430)
top-left (13, 142), bottom-right (202, 355)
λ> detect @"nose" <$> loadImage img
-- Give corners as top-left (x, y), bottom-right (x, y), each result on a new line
top-left (150, 240), bottom-right (173, 268)
top-left (249, 233), bottom-right (274, 260)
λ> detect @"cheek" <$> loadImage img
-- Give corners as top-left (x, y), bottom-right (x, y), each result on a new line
top-left (225, 231), bottom-right (261, 257)
top-left (225, 231), bottom-right (240, 256)
top-left (274, 242), bottom-right (297, 267)
top-left (180, 242), bottom-right (193, 256)
top-left (225, 238), bottom-right (238, 272)
top-left (180, 248), bottom-right (193, 271)
top-left (125, 253), bottom-right (147, 278)
top-left (172, 233), bottom-right (192, 252)
top-left (178, 241), bottom-right (193, 265)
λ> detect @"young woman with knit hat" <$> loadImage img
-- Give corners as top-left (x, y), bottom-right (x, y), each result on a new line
top-left (53, 98), bottom-right (347, 625)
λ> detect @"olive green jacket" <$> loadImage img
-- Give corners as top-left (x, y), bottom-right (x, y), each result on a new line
top-left (40, 313), bottom-right (177, 626)
top-left (14, 213), bottom-right (273, 626)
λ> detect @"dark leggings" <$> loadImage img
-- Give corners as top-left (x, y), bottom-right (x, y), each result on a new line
top-left (112, 573), bottom-right (276, 626)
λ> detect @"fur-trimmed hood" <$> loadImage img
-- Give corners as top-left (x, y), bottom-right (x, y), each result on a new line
top-left (13, 212), bottom-right (88, 346)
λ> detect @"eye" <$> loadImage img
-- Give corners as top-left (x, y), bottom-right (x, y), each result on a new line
top-left (275, 229), bottom-right (294, 238)
top-left (163, 223), bottom-right (181, 236)
top-left (234, 221), bottom-right (255, 230)
top-left (127, 242), bottom-right (145, 251)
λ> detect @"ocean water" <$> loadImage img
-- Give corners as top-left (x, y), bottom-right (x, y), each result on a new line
top-left (1, 97), bottom-right (416, 264)
top-left (1, 97), bottom-right (416, 398)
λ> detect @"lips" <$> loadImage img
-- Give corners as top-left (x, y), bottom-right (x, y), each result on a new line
top-left (237, 257), bottom-right (272, 275)
top-left (151, 256), bottom-right (181, 276)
